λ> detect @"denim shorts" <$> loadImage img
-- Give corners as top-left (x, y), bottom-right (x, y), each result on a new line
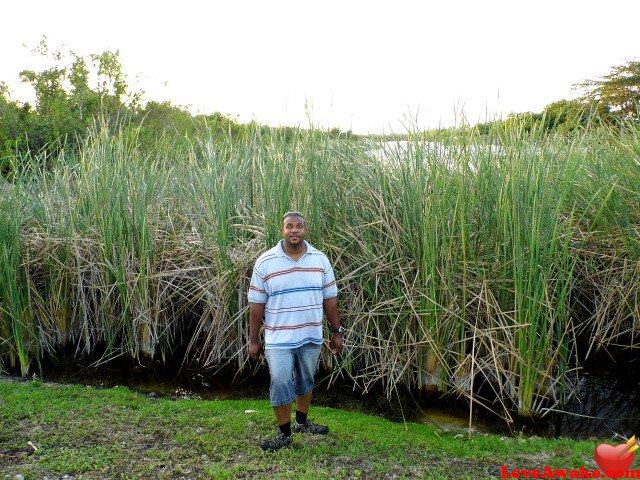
top-left (264, 342), bottom-right (322, 406)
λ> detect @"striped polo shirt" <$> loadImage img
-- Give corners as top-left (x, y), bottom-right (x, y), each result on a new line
top-left (248, 240), bottom-right (338, 349)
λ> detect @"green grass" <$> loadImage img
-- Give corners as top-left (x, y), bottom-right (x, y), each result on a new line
top-left (0, 378), bottom-right (601, 479)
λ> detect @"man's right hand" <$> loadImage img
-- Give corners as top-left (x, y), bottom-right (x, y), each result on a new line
top-left (249, 340), bottom-right (263, 362)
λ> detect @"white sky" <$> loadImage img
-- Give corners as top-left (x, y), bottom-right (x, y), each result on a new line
top-left (1, 0), bottom-right (639, 134)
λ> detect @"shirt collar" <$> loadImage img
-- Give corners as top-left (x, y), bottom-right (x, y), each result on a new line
top-left (276, 240), bottom-right (317, 257)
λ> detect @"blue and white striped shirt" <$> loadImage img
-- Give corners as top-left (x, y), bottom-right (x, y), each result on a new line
top-left (248, 240), bottom-right (338, 349)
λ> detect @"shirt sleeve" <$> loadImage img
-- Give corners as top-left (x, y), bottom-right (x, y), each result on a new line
top-left (248, 264), bottom-right (268, 303)
top-left (322, 257), bottom-right (338, 299)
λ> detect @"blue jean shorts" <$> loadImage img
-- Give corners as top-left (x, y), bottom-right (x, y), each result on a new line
top-left (264, 342), bottom-right (322, 406)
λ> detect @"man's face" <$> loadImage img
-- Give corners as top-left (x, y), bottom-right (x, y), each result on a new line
top-left (281, 215), bottom-right (307, 247)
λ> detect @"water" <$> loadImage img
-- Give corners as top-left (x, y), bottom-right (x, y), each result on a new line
top-left (366, 140), bottom-right (505, 172)
top-left (534, 369), bottom-right (640, 439)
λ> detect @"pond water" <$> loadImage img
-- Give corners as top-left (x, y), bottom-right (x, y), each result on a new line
top-left (15, 360), bottom-right (639, 440)
top-left (534, 368), bottom-right (640, 439)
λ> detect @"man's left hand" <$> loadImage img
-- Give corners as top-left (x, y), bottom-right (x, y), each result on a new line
top-left (330, 334), bottom-right (343, 355)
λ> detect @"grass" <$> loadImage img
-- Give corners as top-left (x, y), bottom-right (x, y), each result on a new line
top-left (0, 378), bottom-right (602, 479)
top-left (0, 118), bottom-right (639, 420)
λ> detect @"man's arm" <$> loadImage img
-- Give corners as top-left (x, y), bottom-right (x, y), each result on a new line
top-left (249, 302), bottom-right (266, 361)
top-left (323, 296), bottom-right (343, 355)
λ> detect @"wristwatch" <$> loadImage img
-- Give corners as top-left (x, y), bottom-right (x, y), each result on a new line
top-left (332, 326), bottom-right (345, 335)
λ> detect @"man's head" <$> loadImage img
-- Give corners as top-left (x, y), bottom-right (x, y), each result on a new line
top-left (281, 211), bottom-right (307, 248)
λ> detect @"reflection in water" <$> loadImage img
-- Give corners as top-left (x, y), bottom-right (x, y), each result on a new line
top-left (540, 371), bottom-right (640, 439)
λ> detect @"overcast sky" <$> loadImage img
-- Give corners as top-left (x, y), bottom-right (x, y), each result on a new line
top-left (1, 0), bottom-right (639, 134)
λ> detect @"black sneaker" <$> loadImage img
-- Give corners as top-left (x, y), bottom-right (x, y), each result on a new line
top-left (293, 420), bottom-right (329, 435)
top-left (260, 431), bottom-right (292, 451)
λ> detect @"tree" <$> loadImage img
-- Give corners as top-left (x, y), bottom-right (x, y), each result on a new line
top-left (0, 37), bottom-right (258, 168)
top-left (8, 37), bottom-right (140, 155)
top-left (575, 60), bottom-right (640, 121)
top-left (541, 99), bottom-right (610, 132)
top-left (0, 83), bottom-right (24, 175)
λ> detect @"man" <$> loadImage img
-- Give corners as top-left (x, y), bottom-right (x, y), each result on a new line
top-left (248, 211), bottom-right (344, 451)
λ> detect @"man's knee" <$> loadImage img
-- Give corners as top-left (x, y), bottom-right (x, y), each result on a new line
top-left (270, 376), bottom-right (291, 390)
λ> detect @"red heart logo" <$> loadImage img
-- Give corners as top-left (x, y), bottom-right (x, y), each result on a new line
top-left (594, 443), bottom-right (635, 477)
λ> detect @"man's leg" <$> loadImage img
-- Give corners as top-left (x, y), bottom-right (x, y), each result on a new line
top-left (295, 391), bottom-right (313, 415)
top-left (292, 343), bottom-right (328, 434)
top-left (294, 391), bottom-right (313, 427)
top-left (273, 403), bottom-right (292, 426)
top-left (261, 348), bottom-right (296, 451)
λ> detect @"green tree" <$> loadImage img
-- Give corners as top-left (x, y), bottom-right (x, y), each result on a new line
top-left (541, 99), bottom-right (610, 132)
top-left (0, 36), bottom-right (261, 170)
top-left (9, 37), bottom-right (140, 155)
top-left (90, 50), bottom-right (141, 116)
top-left (576, 60), bottom-right (640, 121)
top-left (0, 83), bottom-right (25, 175)
top-left (68, 55), bottom-right (100, 123)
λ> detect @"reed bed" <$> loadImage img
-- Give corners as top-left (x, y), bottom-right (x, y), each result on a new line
top-left (1, 119), bottom-right (639, 420)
